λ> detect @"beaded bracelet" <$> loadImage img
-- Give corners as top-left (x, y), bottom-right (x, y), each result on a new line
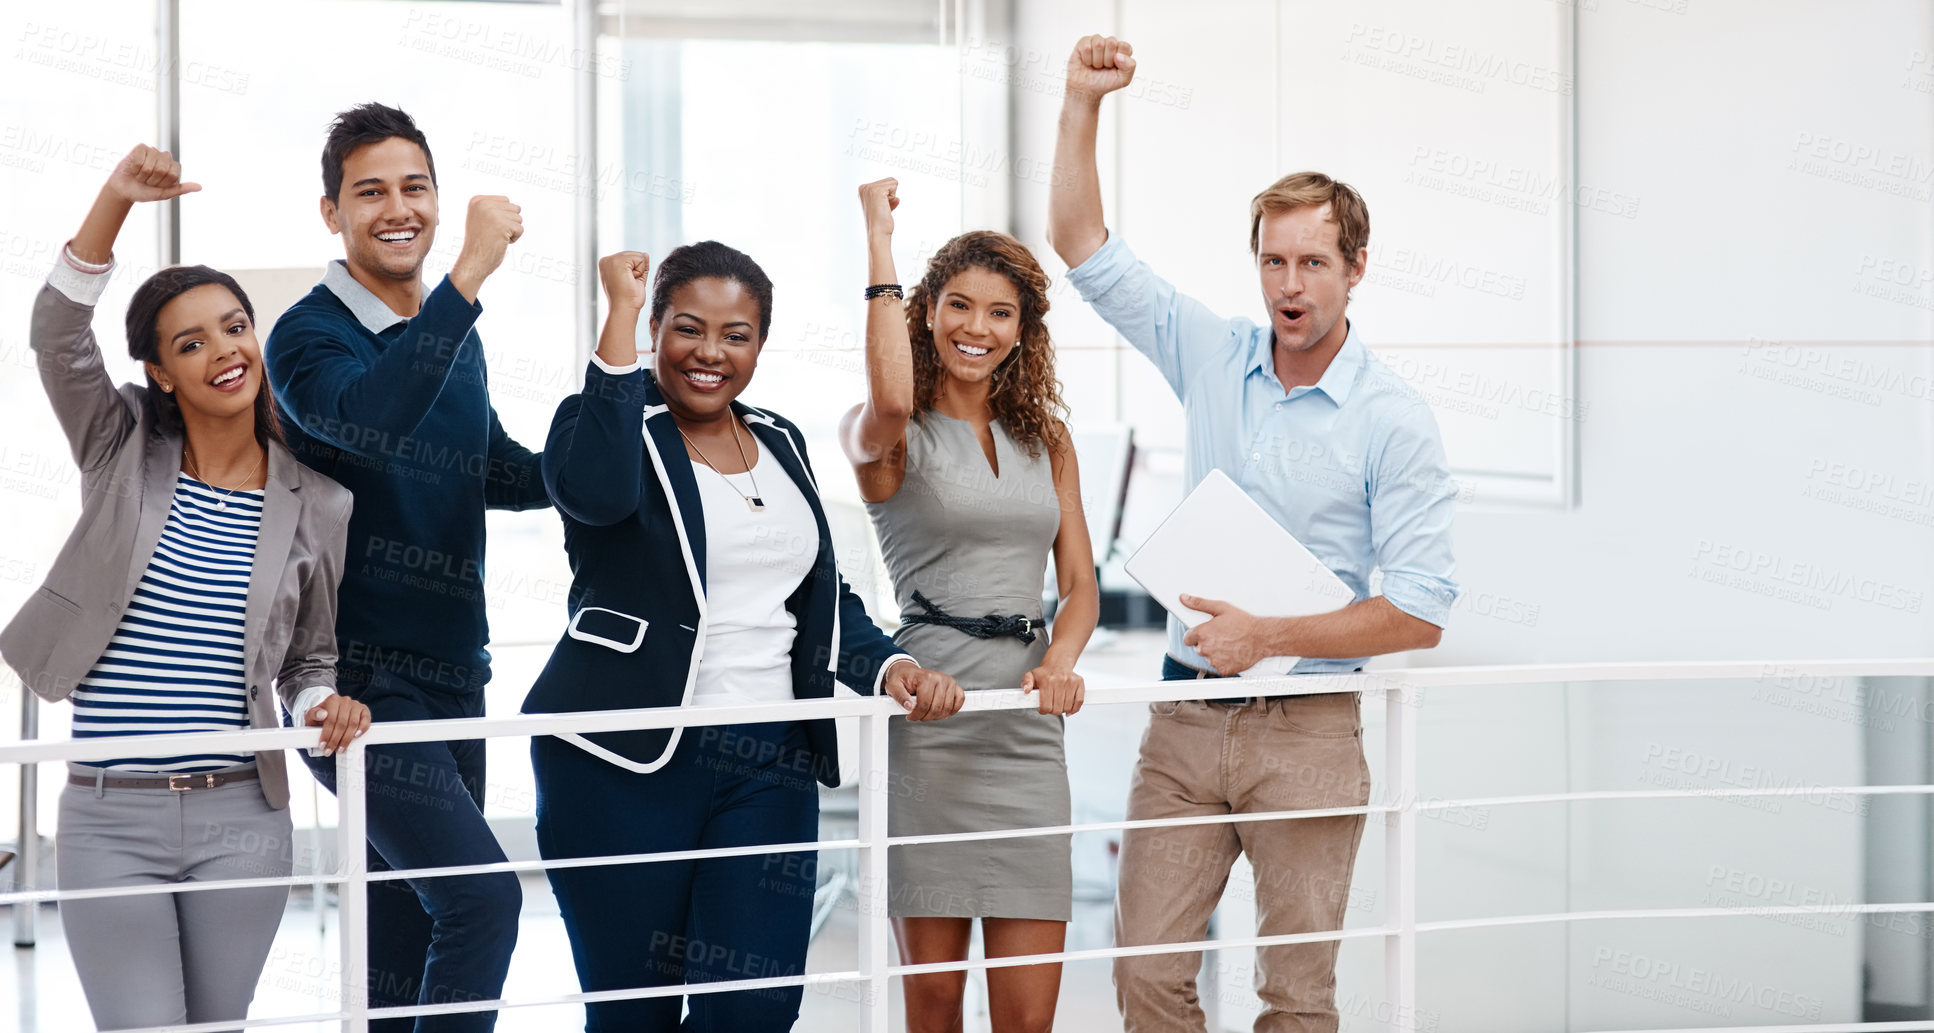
top-left (863, 283), bottom-right (904, 300)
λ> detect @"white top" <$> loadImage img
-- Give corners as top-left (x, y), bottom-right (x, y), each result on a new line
top-left (690, 446), bottom-right (820, 707)
top-left (71, 476), bottom-right (262, 772)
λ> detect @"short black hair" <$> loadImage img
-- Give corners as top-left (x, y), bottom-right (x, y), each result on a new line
top-left (650, 241), bottom-right (775, 342)
top-left (322, 102), bottom-right (437, 202)
top-left (125, 265), bottom-right (283, 448)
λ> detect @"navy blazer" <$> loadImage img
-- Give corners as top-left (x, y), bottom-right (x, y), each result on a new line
top-left (522, 362), bottom-right (908, 787)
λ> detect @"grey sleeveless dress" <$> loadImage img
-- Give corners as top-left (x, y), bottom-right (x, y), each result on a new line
top-left (866, 413), bottom-right (1072, 921)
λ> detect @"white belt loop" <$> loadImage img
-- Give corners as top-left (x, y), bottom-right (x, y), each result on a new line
top-left (92, 767), bottom-right (104, 798)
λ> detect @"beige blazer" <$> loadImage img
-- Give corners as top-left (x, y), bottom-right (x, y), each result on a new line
top-left (0, 283), bottom-right (353, 809)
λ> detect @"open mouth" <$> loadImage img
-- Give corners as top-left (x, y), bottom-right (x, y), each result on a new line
top-left (681, 368), bottom-right (727, 391)
top-left (1279, 305), bottom-right (1308, 327)
top-left (952, 341), bottom-right (992, 359)
top-left (210, 363), bottom-right (247, 393)
top-left (375, 228), bottom-right (420, 248)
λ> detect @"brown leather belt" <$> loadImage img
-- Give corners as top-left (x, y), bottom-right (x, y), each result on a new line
top-left (69, 768), bottom-right (260, 792)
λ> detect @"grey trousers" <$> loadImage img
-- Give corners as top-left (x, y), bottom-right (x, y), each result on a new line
top-left (57, 765), bottom-right (294, 1032)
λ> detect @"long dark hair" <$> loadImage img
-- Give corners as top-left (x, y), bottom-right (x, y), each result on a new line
top-left (125, 265), bottom-right (283, 448)
top-left (649, 240), bottom-right (775, 342)
top-left (905, 231), bottom-right (1067, 458)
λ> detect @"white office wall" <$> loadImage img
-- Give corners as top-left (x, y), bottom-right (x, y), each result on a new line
top-left (1014, 0), bottom-right (1934, 1029)
top-left (1538, 2), bottom-right (1932, 1027)
top-left (0, 0), bottom-right (165, 860)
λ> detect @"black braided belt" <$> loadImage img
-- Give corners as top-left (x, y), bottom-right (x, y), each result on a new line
top-left (900, 590), bottom-right (1038, 644)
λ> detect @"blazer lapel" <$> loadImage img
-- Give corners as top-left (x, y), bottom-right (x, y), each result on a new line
top-left (640, 376), bottom-right (708, 593)
top-left (741, 408), bottom-right (841, 676)
top-left (125, 431), bottom-right (185, 601)
top-left (245, 445), bottom-right (302, 676)
top-left (743, 412), bottom-right (823, 525)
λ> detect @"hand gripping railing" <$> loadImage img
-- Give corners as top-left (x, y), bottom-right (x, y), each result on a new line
top-left (5, 657), bottom-right (1934, 1033)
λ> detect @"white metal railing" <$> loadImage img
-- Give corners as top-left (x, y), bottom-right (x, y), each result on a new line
top-left (6, 657), bottom-right (1934, 1033)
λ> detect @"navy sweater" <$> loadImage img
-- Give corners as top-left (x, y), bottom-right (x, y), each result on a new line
top-left (265, 272), bottom-right (550, 696)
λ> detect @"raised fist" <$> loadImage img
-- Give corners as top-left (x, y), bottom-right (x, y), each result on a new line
top-left (1065, 34), bottom-right (1136, 100)
top-left (859, 177), bottom-right (900, 240)
top-left (107, 144), bottom-right (201, 204)
top-left (456, 194), bottom-right (524, 282)
top-left (598, 251), bottom-right (651, 313)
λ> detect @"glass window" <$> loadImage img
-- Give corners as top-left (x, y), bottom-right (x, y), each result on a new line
top-left (0, 0), bottom-right (160, 844)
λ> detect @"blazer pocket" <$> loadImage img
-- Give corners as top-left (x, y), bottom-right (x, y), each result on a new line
top-left (567, 606), bottom-right (648, 653)
top-left (36, 586), bottom-right (82, 615)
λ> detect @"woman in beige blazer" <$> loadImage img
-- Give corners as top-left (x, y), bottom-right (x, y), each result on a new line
top-left (0, 145), bottom-right (371, 1031)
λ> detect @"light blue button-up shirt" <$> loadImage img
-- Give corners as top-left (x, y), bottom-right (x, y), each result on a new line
top-left (1067, 231), bottom-right (1461, 674)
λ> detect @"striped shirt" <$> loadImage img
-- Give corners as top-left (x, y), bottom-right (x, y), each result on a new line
top-left (71, 475), bottom-right (263, 773)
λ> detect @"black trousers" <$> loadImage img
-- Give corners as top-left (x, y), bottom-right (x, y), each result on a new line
top-left (533, 721), bottom-right (819, 1032)
top-left (303, 666), bottom-right (520, 1033)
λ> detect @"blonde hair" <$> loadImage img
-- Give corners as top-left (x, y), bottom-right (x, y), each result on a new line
top-left (1249, 171), bottom-right (1370, 266)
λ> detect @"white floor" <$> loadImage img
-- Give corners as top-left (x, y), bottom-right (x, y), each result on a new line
top-left (3, 875), bottom-right (1136, 1032)
top-left (3, 629), bottom-right (1181, 1032)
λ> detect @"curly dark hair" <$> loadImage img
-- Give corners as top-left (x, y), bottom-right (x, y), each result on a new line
top-left (905, 231), bottom-right (1066, 458)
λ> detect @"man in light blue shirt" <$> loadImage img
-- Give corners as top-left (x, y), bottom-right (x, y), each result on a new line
top-left (1049, 34), bottom-right (1460, 1033)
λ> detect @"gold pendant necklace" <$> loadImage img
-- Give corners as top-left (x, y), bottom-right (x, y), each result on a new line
top-left (678, 419), bottom-right (765, 512)
top-left (184, 446), bottom-right (263, 512)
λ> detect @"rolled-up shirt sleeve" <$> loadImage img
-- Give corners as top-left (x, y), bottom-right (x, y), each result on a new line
top-left (1064, 229), bottom-right (1244, 399)
top-left (48, 246), bottom-right (113, 305)
top-left (1367, 401), bottom-right (1460, 628)
top-left (589, 352), bottom-right (641, 376)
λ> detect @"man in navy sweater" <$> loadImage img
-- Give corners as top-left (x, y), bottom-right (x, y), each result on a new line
top-left (266, 103), bottom-right (550, 1033)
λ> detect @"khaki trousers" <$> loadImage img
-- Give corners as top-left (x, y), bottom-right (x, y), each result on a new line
top-left (1113, 693), bottom-right (1371, 1033)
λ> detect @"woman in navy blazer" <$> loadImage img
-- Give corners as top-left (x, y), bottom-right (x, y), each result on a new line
top-left (525, 242), bottom-right (965, 1032)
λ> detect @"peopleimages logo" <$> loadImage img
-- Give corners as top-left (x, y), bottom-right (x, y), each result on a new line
top-left (1804, 459), bottom-right (1934, 507)
top-left (1378, 352), bottom-right (1589, 423)
top-left (1755, 663), bottom-right (1934, 729)
top-left (1368, 242), bottom-right (1528, 301)
top-left (1589, 947), bottom-right (1823, 1019)
top-left (1640, 741), bottom-right (1868, 816)
top-left (1688, 538), bottom-right (1925, 616)
top-left (1342, 23), bottom-right (1573, 95)
top-left (1405, 146), bottom-right (1640, 218)
top-left (1736, 338), bottom-right (1934, 408)
top-left (1788, 132), bottom-right (1933, 202)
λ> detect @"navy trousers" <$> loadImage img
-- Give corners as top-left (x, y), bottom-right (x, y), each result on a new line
top-left (303, 666), bottom-right (521, 1032)
top-left (533, 721), bottom-right (819, 1032)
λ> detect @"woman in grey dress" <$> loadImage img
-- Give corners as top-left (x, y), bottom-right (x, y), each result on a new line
top-left (839, 179), bottom-right (1100, 1033)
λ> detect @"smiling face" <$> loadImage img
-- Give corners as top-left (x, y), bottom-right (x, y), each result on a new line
top-left (321, 136), bottom-right (438, 282)
top-left (145, 283), bottom-right (263, 423)
top-left (1256, 203), bottom-right (1365, 355)
top-left (650, 276), bottom-right (765, 422)
top-left (928, 266), bottom-right (1023, 387)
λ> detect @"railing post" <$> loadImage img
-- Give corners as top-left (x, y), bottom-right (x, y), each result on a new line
top-left (1383, 683), bottom-right (1416, 1032)
top-left (338, 741), bottom-right (369, 1032)
top-left (569, 0), bottom-right (597, 368)
top-left (11, 690), bottom-right (37, 947)
top-left (856, 707), bottom-right (892, 1031)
